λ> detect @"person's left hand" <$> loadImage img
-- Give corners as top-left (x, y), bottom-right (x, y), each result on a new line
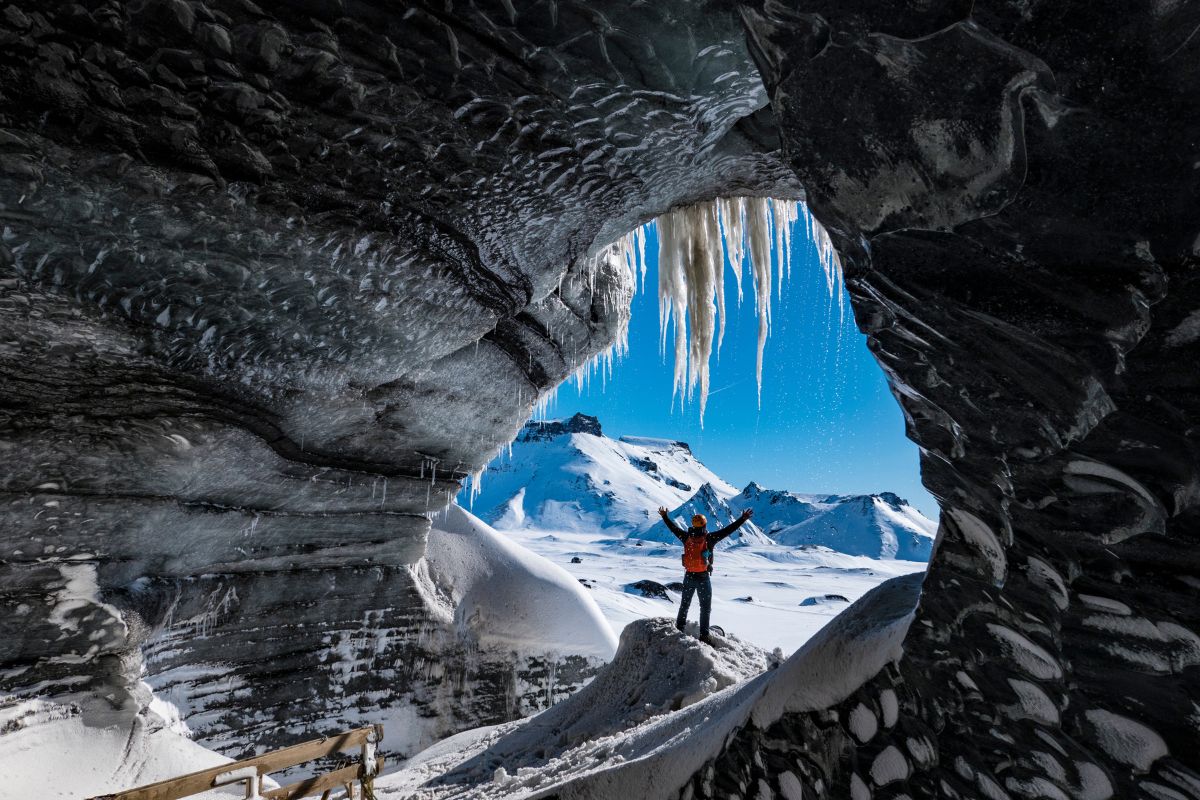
top-left (740, 508), bottom-right (754, 521)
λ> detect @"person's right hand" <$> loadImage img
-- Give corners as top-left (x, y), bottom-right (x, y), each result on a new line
top-left (658, 506), bottom-right (669, 517)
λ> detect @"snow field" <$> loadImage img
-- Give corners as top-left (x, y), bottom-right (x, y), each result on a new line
top-left (499, 525), bottom-right (925, 654)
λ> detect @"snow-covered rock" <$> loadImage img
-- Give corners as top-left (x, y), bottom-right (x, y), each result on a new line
top-left (470, 413), bottom-right (735, 534)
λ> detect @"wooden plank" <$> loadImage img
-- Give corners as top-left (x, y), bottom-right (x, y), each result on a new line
top-left (87, 727), bottom-right (376, 800)
top-left (263, 757), bottom-right (385, 800)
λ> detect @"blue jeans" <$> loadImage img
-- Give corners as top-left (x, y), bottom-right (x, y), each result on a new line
top-left (676, 571), bottom-right (712, 636)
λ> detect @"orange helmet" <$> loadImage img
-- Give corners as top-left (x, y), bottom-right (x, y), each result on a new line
top-left (691, 513), bottom-right (707, 528)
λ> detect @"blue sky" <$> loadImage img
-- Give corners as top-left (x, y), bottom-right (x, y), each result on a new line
top-left (538, 221), bottom-right (941, 519)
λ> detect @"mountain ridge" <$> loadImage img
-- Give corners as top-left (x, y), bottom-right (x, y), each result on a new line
top-left (468, 414), bottom-right (936, 560)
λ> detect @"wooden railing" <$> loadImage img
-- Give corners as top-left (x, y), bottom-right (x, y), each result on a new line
top-left (87, 724), bottom-right (384, 800)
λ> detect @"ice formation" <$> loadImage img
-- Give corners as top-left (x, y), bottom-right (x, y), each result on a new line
top-left (600, 198), bottom-right (843, 423)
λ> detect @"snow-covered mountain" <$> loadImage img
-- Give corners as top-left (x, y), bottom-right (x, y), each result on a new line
top-left (729, 482), bottom-right (937, 560)
top-left (638, 483), bottom-right (774, 546)
top-left (469, 413), bottom-right (736, 534)
top-left (468, 414), bottom-right (937, 561)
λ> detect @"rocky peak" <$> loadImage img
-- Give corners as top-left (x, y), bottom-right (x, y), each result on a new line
top-left (518, 413), bottom-right (603, 441)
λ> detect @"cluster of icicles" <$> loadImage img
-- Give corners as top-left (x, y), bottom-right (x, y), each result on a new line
top-left (463, 197), bottom-right (841, 505)
top-left (596, 196), bottom-right (843, 425)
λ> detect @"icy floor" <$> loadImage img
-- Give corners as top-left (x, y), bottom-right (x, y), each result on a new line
top-left (496, 527), bottom-right (928, 655)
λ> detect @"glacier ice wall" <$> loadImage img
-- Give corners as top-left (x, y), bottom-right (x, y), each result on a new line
top-left (0, 0), bottom-right (798, 762)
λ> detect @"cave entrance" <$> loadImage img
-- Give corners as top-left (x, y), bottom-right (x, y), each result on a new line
top-left (462, 198), bottom-right (936, 656)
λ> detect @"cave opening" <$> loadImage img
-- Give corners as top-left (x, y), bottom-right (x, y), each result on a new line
top-left (461, 198), bottom-right (937, 656)
top-left (6, 0), bottom-right (1195, 795)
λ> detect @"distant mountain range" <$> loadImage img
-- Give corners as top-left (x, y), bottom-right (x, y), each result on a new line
top-left (468, 413), bottom-right (937, 561)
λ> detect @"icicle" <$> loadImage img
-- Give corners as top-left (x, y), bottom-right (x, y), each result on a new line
top-left (585, 195), bottom-right (840, 422)
top-left (745, 197), bottom-right (774, 407)
top-left (657, 209), bottom-right (690, 397)
top-left (636, 224), bottom-right (647, 292)
top-left (683, 202), bottom-right (723, 423)
top-left (718, 197), bottom-right (746, 307)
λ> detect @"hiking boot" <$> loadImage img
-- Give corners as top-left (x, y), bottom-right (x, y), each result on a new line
top-left (699, 633), bottom-right (713, 646)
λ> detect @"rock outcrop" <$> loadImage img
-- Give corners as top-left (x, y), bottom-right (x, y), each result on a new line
top-left (2, 0), bottom-right (1199, 798)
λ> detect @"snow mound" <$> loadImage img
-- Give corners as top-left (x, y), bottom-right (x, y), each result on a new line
top-left (376, 576), bottom-right (922, 800)
top-left (381, 618), bottom-right (773, 797)
top-left (0, 702), bottom-right (239, 800)
top-left (426, 505), bottom-right (618, 660)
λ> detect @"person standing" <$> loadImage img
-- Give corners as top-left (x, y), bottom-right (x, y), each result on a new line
top-left (657, 506), bottom-right (754, 644)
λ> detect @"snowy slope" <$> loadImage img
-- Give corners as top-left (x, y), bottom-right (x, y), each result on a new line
top-left (470, 414), bottom-right (736, 534)
top-left (375, 574), bottom-right (923, 800)
top-left (729, 482), bottom-right (937, 560)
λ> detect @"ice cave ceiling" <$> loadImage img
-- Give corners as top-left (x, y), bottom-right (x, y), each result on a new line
top-left (1, 0), bottom-right (1199, 798)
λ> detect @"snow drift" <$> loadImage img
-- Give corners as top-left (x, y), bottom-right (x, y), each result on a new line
top-left (425, 505), bottom-right (618, 661)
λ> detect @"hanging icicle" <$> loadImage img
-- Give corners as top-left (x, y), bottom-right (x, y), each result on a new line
top-left (653, 197), bottom-right (843, 419)
top-left (559, 196), bottom-right (843, 426)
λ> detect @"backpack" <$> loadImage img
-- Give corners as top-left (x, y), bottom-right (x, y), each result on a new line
top-left (682, 530), bottom-right (711, 573)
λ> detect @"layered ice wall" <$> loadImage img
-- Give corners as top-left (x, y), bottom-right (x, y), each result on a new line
top-left (0, 0), bottom-right (800, 774)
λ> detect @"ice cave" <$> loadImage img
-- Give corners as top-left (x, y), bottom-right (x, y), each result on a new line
top-left (1, 1), bottom-right (1198, 799)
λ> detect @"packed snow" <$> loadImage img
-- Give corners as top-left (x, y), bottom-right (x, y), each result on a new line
top-left (425, 505), bottom-right (618, 661)
top-left (0, 701), bottom-right (245, 800)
